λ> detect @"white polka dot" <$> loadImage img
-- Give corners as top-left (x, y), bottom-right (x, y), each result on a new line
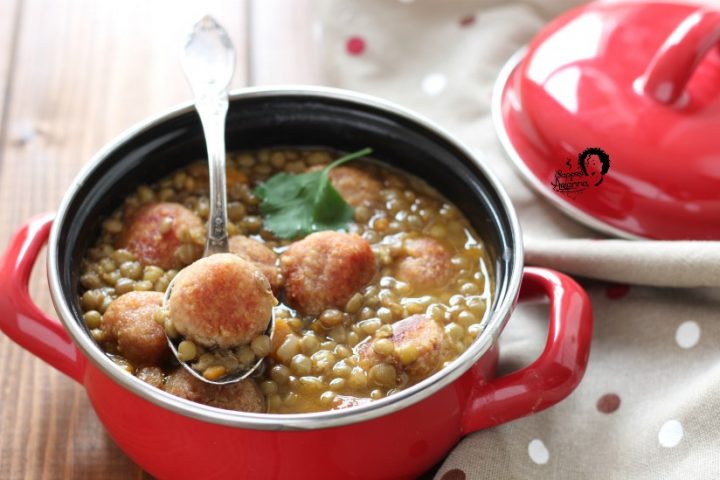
top-left (528, 439), bottom-right (549, 465)
top-left (658, 420), bottom-right (684, 448)
top-left (675, 321), bottom-right (700, 349)
top-left (421, 73), bottom-right (447, 96)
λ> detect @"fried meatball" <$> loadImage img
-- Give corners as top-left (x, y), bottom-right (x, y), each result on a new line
top-left (102, 291), bottom-right (168, 366)
top-left (356, 314), bottom-right (446, 377)
top-left (228, 235), bottom-right (282, 292)
top-left (163, 368), bottom-right (265, 412)
top-left (117, 202), bottom-right (203, 270)
top-left (308, 165), bottom-right (382, 207)
top-left (281, 231), bottom-right (377, 316)
top-left (328, 166), bottom-right (382, 208)
top-left (394, 237), bottom-right (455, 291)
top-left (136, 366), bottom-right (165, 389)
top-left (168, 253), bottom-right (276, 349)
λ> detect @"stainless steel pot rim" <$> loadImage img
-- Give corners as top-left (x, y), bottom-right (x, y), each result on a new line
top-left (48, 85), bottom-right (524, 431)
top-left (491, 48), bottom-right (643, 240)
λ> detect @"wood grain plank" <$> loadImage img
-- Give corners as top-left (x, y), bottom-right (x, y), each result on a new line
top-left (0, 1), bottom-right (247, 478)
top-left (0, 0), bottom-right (21, 129)
top-left (248, 0), bottom-right (323, 85)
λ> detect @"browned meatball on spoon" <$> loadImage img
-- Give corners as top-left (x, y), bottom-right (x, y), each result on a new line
top-left (168, 253), bottom-right (276, 350)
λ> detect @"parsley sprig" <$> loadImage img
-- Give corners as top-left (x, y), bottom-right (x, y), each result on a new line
top-left (254, 148), bottom-right (373, 239)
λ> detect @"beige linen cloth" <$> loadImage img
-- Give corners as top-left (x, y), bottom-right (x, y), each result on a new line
top-left (317, 1), bottom-right (720, 478)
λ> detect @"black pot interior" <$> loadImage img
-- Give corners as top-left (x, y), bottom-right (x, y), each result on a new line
top-left (58, 92), bottom-right (518, 326)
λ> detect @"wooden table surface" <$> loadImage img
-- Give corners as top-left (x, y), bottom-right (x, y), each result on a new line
top-left (0, 1), bottom-right (316, 477)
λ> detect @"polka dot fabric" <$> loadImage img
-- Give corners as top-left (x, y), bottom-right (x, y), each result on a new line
top-left (432, 285), bottom-right (720, 479)
top-left (596, 393), bottom-right (621, 414)
top-left (318, 0), bottom-right (720, 478)
top-left (675, 321), bottom-right (700, 349)
top-left (528, 439), bottom-right (550, 465)
top-left (459, 15), bottom-right (476, 27)
top-left (658, 420), bottom-right (684, 448)
top-left (439, 468), bottom-right (466, 480)
top-left (345, 36), bottom-right (366, 56)
top-left (606, 283), bottom-right (631, 299)
top-left (421, 73), bottom-right (447, 96)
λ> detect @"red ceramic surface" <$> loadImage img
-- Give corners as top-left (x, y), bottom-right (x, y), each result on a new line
top-left (0, 215), bottom-right (593, 479)
top-left (496, 1), bottom-right (720, 239)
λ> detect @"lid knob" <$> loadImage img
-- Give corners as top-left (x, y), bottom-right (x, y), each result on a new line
top-left (640, 9), bottom-right (720, 105)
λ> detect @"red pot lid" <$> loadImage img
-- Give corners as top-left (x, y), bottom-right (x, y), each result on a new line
top-left (493, 1), bottom-right (720, 239)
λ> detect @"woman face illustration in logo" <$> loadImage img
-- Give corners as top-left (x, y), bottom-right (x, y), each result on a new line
top-left (578, 148), bottom-right (610, 187)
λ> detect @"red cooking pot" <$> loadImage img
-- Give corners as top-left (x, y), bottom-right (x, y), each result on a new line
top-left (0, 87), bottom-right (592, 479)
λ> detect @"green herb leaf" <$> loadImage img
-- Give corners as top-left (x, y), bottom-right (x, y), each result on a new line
top-left (254, 148), bottom-right (373, 239)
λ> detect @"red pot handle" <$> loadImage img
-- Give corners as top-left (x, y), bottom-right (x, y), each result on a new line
top-left (462, 267), bottom-right (592, 433)
top-left (0, 214), bottom-right (84, 383)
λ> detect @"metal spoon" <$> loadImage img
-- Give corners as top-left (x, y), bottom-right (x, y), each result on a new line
top-left (163, 15), bottom-right (273, 385)
top-left (182, 15), bottom-right (233, 257)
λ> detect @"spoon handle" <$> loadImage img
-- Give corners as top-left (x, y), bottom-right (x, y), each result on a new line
top-left (197, 95), bottom-right (230, 255)
top-left (181, 15), bottom-right (236, 256)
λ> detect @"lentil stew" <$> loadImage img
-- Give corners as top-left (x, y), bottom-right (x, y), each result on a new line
top-left (77, 148), bottom-right (494, 414)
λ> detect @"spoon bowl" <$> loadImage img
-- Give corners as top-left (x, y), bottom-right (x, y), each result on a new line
top-left (162, 279), bottom-right (276, 385)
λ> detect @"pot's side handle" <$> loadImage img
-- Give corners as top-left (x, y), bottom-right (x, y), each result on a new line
top-left (0, 214), bottom-right (84, 383)
top-left (462, 267), bottom-right (592, 434)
